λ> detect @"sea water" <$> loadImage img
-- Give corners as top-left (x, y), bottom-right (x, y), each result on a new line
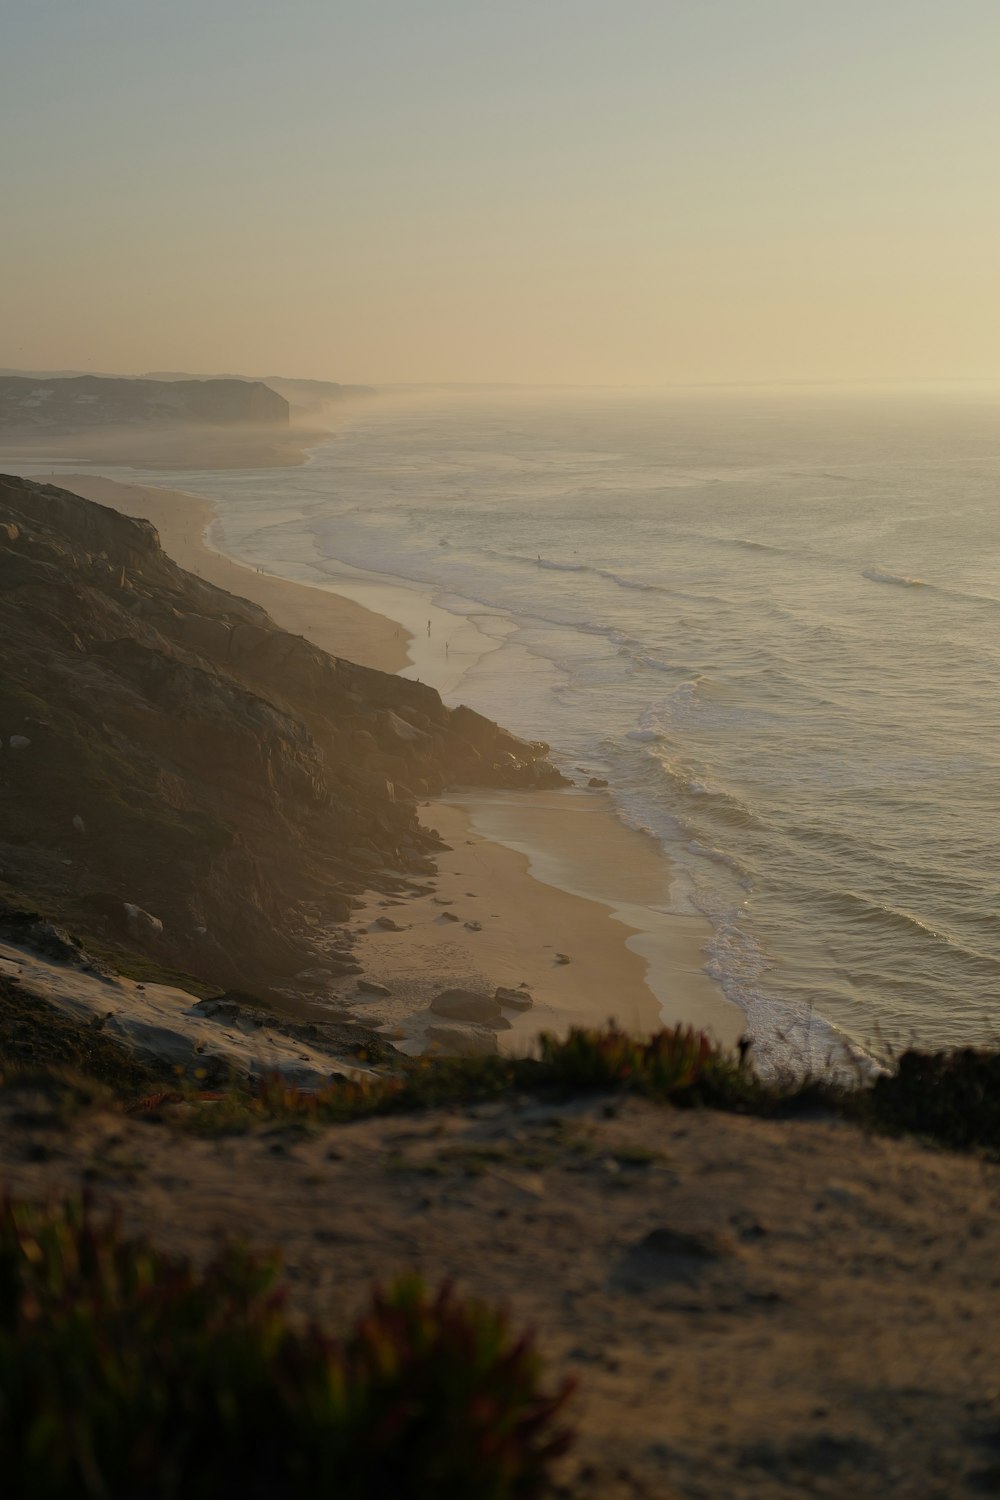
top-left (69, 385), bottom-right (1000, 1067)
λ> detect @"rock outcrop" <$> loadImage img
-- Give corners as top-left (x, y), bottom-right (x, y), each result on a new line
top-left (0, 474), bottom-right (565, 995)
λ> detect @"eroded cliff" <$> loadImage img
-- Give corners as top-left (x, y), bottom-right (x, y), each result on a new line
top-left (0, 475), bottom-right (564, 995)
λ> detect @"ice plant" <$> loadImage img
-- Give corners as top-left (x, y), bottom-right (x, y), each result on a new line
top-left (0, 1196), bottom-right (574, 1499)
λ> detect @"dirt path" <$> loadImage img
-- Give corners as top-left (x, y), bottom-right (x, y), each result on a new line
top-left (2, 1090), bottom-right (997, 1498)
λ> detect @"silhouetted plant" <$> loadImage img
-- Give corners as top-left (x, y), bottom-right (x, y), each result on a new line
top-left (180, 1025), bottom-right (755, 1133)
top-left (869, 1046), bottom-right (1000, 1153)
top-left (0, 1196), bottom-right (574, 1498)
top-left (536, 1023), bottom-right (742, 1100)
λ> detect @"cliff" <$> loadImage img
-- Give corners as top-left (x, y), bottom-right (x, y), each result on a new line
top-left (143, 371), bottom-right (377, 419)
top-left (0, 474), bottom-right (564, 995)
top-left (0, 376), bottom-right (289, 431)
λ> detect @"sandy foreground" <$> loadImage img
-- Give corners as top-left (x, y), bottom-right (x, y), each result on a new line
top-left (2, 1088), bottom-right (998, 1499)
top-left (27, 469), bottom-right (743, 1051)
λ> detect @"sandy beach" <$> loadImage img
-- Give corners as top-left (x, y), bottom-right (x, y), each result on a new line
top-left (26, 467), bottom-right (744, 1052)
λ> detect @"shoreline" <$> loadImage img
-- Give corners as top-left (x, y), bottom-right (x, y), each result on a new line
top-left (16, 464), bottom-right (744, 1051)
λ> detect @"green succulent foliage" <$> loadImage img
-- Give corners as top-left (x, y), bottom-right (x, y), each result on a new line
top-left (0, 1197), bottom-right (574, 1499)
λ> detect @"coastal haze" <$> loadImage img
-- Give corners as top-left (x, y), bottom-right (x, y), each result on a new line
top-left (3, 1), bottom-right (1000, 387)
top-left (4, 4), bottom-right (1000, 1495)
top-left (35, 382), bottom-right (1000, 1071)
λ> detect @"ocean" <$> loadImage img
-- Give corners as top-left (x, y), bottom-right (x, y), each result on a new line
top-left (73, 385), bottom-right (1000, 1068)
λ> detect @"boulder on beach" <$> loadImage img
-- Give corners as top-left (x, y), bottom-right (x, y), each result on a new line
top-left (495, 985), bottom-right (533, 1010)
top-left (429, 988), bottom-right (502, 1024)
top-left (356, 979), bottom-right (392, 997)
top-left (425, 1023), bottom-right (499, 1057)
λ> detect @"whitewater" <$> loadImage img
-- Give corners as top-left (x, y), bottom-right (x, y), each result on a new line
top-left (83, 385), bottom-right (1000, 1067)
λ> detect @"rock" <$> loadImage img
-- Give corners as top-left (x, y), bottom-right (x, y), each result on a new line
top-left (373, 915), bottom-right (405, 931)
top-left (294, 965), bottom-right (358, 986)
top-left (430, 989), bottom-right (502, 1024)
top-left (495, 986), bottom-right (533, 1009)
top-left (640, 1227), bottom-right (725, 1259)
top-left (425, 1023), bottom-right (499, 1057)
top-left (25, 921), bottom-right (81, 964)
top-left (555, 952), bottom-right (571, 965)
top-left (349, 847), bottom-right (384, 869)
top-left (431, 896), bottom-right (453, 905)
top-left (8, 735), bottom-right (30, 751)
top-left (588, 776), bottom-right (609, 788)
top-left (72, 814), bottom-right (86, 835)
top-left (124, 903), bottom-right (164, 940)
top-left (612, 1225), bottom-right (732, 1291)
top-left (464, 920), bottom-right (482, 932)
top-left (439, 911), bottom-right (460, 922)
top-left (381, 710), bottom-right (433, 748)
top-left (356, 979), bottom-right (392, 997)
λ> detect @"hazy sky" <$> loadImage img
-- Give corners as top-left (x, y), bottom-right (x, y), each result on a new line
top-left (2, 0), bottom-right (999, 385)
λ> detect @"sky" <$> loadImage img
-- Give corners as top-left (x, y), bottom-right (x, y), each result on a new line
top-left (2, 0), bottom-right (999, 386)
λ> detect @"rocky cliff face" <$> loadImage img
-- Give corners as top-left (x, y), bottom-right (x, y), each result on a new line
top-left (0, 377), bottom-right (289, 430)
top-left (0, 475), bottom-right (564, 994)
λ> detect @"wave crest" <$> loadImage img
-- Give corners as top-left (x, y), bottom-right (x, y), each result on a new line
top-left (862, 567), bottom-right (928, 587)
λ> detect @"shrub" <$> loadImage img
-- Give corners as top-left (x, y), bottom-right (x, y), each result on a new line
top-left (537, 1023), bottom-right (744, 1101)
top-left (869, 1046), bottom-right (1000, 1153)
top-left (183, 1025), bottom-right (750, 1134)
top-left (0, 1196), bottom-right (574, 1498)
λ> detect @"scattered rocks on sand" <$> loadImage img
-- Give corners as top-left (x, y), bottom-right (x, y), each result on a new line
top-left (425, 1023), bottom-right (499, 1057)
top-left (495, 986), bottom-right (533, 1009)
top-left (356, 979), bottom-right (392, 998)
top-left (373, 915), bottom-right (405, 932)
top-left (429, 989), bottom-right (502, 1024)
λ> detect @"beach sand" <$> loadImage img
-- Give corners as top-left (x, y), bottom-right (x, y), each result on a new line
top-left (349, 797), bottom-right (742, 1053)
top-left (29, 468), bottom-right (744, 1052)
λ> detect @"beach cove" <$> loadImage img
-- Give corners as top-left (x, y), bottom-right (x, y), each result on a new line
top-left (26, 468), bottom-right (743, 1055)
